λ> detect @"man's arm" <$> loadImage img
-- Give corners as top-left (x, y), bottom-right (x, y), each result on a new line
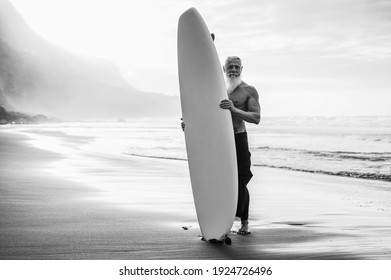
top-left (220, 87), bottom-right (261, 124)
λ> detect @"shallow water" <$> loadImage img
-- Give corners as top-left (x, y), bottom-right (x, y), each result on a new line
top-left (5, 115), bottom-right (391, 182)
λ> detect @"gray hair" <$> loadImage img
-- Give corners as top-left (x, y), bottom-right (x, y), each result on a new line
top-left (225, 56), bottom-right (242, 66)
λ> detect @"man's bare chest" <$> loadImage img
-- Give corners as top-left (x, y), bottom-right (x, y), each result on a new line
top-left (229, 89), bottom-right (248, 110)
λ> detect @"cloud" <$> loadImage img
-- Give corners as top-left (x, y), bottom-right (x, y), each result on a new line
top-left (200, 0), bottom-right (391, 61)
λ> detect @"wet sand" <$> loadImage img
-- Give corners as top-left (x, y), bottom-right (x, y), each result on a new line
top-left (1, 128), bottom-right (391, 260)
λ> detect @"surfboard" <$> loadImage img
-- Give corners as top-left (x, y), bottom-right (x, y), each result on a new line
top-left (177, 8), bottom-right (238, 241)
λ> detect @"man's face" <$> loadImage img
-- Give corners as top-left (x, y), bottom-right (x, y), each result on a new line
top-left (224, 61), bottom-right (242, 79)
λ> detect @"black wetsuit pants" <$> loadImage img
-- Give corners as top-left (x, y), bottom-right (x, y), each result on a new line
top-left (234, 132), bottom-right (253, 221)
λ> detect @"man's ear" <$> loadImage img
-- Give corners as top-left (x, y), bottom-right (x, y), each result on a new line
top-left (222, 65), bottom-right (226, 73)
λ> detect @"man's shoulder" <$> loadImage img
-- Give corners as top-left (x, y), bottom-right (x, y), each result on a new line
top-left (240, 82), bottom-right (258, 96)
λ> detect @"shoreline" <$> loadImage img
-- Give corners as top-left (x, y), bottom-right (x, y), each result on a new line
top-left (1, 128), bottom-right (391, 259)
top-left (126, 153), bottom-right (391, 183)
top-left (3, 121), bottom-right (390, 183)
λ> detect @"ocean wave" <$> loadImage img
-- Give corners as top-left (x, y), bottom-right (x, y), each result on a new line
top-left (125, 153), bottom-right (391, 182)
top-left (255, 146), bottom-right (391, 162)
top-left (252, 164), bottom-right (391, 182)
top-left (124, 153), bottom-right (187, 161)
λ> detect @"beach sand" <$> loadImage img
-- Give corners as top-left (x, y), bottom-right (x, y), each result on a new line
top-left (1, 128), bottom-right (391, 260)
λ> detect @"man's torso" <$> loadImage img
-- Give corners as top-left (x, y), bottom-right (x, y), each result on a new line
top-left (228, 82), bottom-right (252, 134)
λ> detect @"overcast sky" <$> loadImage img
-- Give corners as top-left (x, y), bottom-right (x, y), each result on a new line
top-left (9, 0), bottom-right (391, 116)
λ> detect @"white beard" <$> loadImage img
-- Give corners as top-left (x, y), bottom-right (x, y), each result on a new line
top-left (226, 76), bottom-right (242, 94)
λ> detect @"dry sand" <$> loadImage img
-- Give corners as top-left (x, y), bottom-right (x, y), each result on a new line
top-left (1, 128), bottom-right (391, 260)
